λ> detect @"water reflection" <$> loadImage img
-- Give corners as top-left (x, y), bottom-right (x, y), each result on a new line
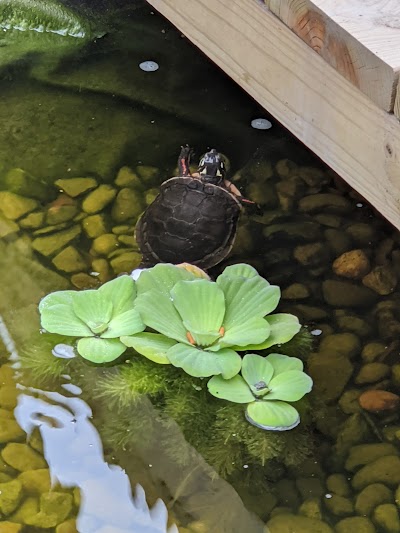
top-left (15, 386), bottom-right (178, 533)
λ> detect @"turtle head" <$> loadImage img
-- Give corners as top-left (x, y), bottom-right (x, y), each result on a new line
top-left (198, 148), bottom-right (226, 182)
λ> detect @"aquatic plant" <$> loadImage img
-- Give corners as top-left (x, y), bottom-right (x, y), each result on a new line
top-left (122, 263), bottom-right (301, 379)
top-left (39, 275), bottom-right (144, 363)
top-left (208, 353), bottom-right (313, 431)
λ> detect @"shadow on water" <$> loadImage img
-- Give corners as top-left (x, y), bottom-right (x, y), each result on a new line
top-left (0, 1), bottom-right (399, 533)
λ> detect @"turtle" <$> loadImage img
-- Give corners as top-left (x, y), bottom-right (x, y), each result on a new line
top-left (135, 145), bottom-right (249, 270)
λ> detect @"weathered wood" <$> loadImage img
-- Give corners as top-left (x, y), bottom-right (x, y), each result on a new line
top-left (395, 77), bottom-right (400, 120)
top-left (263, 0), bottom-right (400, 111)
top-left (147, 0), bottom-right (400, 230)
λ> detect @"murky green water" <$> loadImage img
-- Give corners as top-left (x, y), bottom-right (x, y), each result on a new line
top-left (0, 2), bottom-right (399, 533)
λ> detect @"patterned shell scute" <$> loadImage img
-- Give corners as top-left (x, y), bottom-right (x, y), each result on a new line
top-left (136, 176), bottom-right (242, 269)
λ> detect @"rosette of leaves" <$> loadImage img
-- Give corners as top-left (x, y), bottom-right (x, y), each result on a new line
top-left (208, 353), bottom-right (313, 430)
top-left (121, 263), bottom-right (301, 379)
top-left (39, 275), bottom-right (144, 363)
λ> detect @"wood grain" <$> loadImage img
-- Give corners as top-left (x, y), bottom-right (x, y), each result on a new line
top-left (147, 0), bottom-right (400, 230)
top-left (263, 0), bottom-right (400, 111)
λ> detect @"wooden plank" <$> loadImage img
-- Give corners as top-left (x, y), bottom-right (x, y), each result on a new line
top-left (395, 77), bottom-right (400, 120)
top-left (147, 0), bottom-right (400, 230)
top-left (263, 0), bottom-right (400, 111)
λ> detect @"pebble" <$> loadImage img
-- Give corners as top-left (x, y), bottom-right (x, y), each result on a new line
top-left (111, 188), bottom-right (144, 223)
top-left (354, 483), bottom-right (393, 516)
top-left (52, 246), bottom-right (87, 273)
top-left (362, 266), bottom-right (398, 295)
top-left (345, 443), bottom-right (399, 472)
top-left (115, 167), bottom-right (143, 189)
top-left (91, 234), bottom-right (118, 256)
top-left (55, 177), bottom-right (98, 197)
top-left (352, 455), bottom-right (400, 490)
top-left (358, 390), bottom-right (400, 412)
top-left (298, 193), bottom-right (352, 214)
top-left (373, 503), bottom-right (400, 532)
top-left (322, 280), bottom-right (378, 307)
top-left (82, 214), bottom-right (110, 239)
top-left (334, 516), bottom-right (376, 533)
top-left (82, 185), bottom-right (117, 214)
top-left (332, 249), bottom-right (370, 279)
top-left (0, 191), bottom-right (38, 220)
top-left (70, 272), bottom-right (101, 289)
top-left (32, 226), bottom-right (81, 257)
top-left (355, 362), bottom-right (390, 384)
top-left (267, 513), bottom-right (334, 533)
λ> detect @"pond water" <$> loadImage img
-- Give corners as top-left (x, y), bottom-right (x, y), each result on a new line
top-left (0, 2), bottom-right (399, 533)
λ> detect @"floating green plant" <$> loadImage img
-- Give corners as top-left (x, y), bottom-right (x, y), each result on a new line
top-left (122, 263), bottom-right (301, 379)
top-left (208, 353), bottom-right (313, 431)
top-left (39, 275), bottom-right (144, 363)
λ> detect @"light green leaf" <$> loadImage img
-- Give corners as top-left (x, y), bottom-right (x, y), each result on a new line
top-left (237, 313), bottom-right (301, 351)
top-left (266, 353), bottom-right (303, 375)
top-left (40, 304), bottom-right (92, 337)
top-left (136, 263), bottom-right (196, 297)
top-left (101, 308), bottom-right (144, 338)
top-left (121, 332), bottom-right (175, 364)
top-left (98, 275), bottom-right (137, 316)
top-left (77, 337), bottom-right (127, 363)
top-left (72, 290), bottom-right (113, 334)
top-left (39, 290), bottom-right (77, 312)
top-left (135, 290), bottom-right (188, 344)
top-left (267, 370), bottom-right (313, 401)
top-left (217, 263), bottom-right (260, 281)
top-left (214, 317), bottom-right (270, 350)
top-left (246, 400), bottom-right (300, 430)
top-left (171, 280), bottom-right (225, 345)
top-left (220, 277), bottom-right (280, 330)
top-left (241, 354), bottom-right (274, 396)
top-left (167, 344), bottom-right (242, 378)
top-left (207, 375), bottom-right (254, 403)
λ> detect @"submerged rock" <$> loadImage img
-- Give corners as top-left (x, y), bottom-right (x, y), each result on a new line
top-left (334, 516), bottom-right (376, 533)
top-left (2, 443), bottom-right (46, 472)
top-left (352, 455), bottom-right (400, 490)
top-left (298, 193), bottom-right (352, 214)
top-left (345, 443), bottom-right (399, 472)
top-left (326, 474), bottom-right (352, 497)
top-left (4, 168), bottom-right (49, 201)
top-left (322, 280), bottom-right (378, 308)
top-left (52, 245), bottom-right (87, 273)
top-left (9, 496), bottom-right (39, 525)
top-left (32, 225), bottom-right (81, 257)
top-left (362, 266), bottom-right (398, 295)
top-left (0, 522), bottom-right (22, 532)
top-left (82, 185), bottom-right (117, 214)
top-left (308, 353), bottom-right (353, 402)
top-left (0, 479), bottom-right (23, 514)
top-left (82, 214), bottom-right (110, 239)
top-left (267, 513), bottom-right (334, 533)
top-left (0, 214), bottom-right (19, 238)
top-left (55, 177), bottom-right (97, 197)
top-left (373, 504), bottom-right (400, 533)
top-left (0, 191), bottom-right (38, 220)
top-left (0, 418), bottom-right (25, 443)
top-left (115, 167), bottom-right (143, 189)
top-left (332, 249), bottom-right (370, 279)
top-left (91, 234), bottom-right (118, 256)
top-left (354, 483), bottom-right (393, 517)
top-left (358, 390), bottom-right (400, 413)
top-left (111, 187), bottom-right (144, 223)
top-left (324, 494), bottom-right (354, 517)
top-left (24, 492), bottom-right (73, 528)
top-left (18, 469), bottom-right (51, 495)
top-left (355, 363), bottom-right (390, 384)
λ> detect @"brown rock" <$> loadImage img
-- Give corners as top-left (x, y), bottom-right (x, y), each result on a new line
top-left (332, 249), bottom-right (370, 279)
top-left (362, 265), bottom-right (397, 295)
top-left (358, 390), bottom-right (400, 413)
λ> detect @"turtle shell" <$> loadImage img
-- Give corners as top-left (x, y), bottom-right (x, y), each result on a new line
top-left (136, 176), bottom-right (242, 269)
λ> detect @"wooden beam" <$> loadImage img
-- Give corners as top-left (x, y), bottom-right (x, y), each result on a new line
top-left (263, 0), bottom-right (400, 111)
top-left (395, 78), bottom-right (400, 120)
top-left (147, 0), bottom-right (400, 230)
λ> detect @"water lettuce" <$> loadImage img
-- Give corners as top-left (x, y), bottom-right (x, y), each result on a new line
top-left (208, 353), bottom-right (313, 430)
top-left (121, 263), bottom-right (301, 379)
top-left (39, 275), bottom-right (144, 363)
